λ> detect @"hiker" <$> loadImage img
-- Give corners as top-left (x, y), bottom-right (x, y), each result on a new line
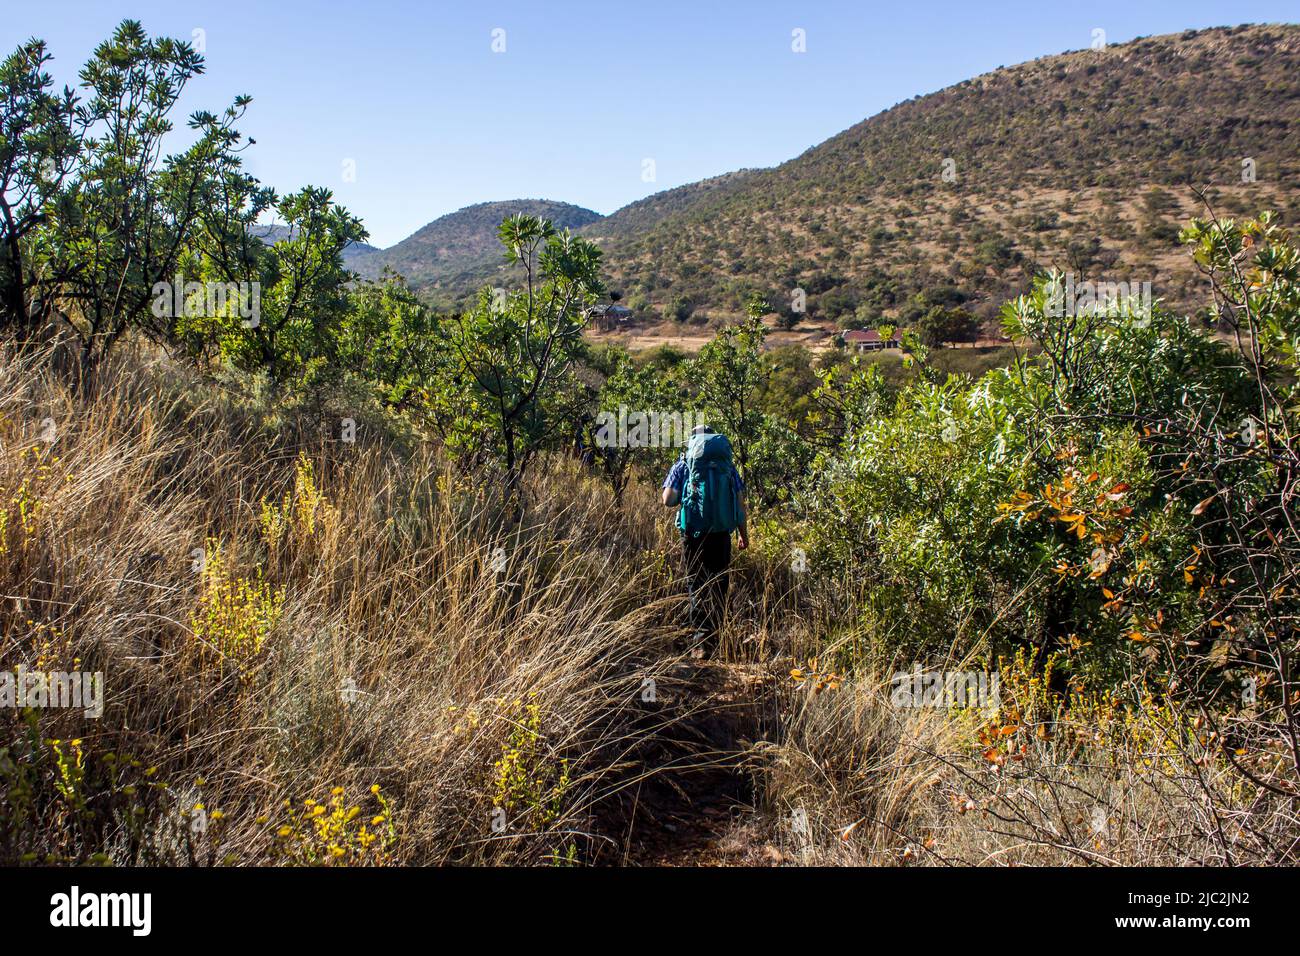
top-left (661, 424), bottom-right (748, 655)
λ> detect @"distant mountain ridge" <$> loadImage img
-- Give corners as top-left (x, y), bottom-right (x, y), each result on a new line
top-left (588, 23), bottom-right (1300, 325)
top-left (352, 199), bottom-right (603, 288)
top-left (580, 170), bottom-right (760, 242)
top-left (345, 24), bottom-right (1300, 324)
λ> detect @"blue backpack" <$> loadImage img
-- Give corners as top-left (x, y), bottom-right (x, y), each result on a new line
top-left (678, 433), bottom-right (743, 537)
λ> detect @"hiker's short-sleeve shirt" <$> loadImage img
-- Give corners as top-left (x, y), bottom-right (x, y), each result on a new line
top-left (663, 458), bottom-right (745, 496)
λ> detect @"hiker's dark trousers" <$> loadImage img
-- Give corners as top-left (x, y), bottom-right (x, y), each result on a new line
top-left (682, 531), bottom-right (731, 642)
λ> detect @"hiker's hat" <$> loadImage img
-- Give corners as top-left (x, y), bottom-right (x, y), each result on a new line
top-left (691, 424), bottom-right (715, 436)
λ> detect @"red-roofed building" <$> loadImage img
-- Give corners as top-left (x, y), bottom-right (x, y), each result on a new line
top-left (844, 328), bottom-right (900, 352)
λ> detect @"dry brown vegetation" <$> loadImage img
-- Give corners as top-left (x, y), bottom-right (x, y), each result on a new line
top-left (1, 340), bottom-right (682, 864)
top-left (4, 337), bottom-right (1296, 866)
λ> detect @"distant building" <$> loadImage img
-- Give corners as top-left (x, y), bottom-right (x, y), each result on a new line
top-left (587, 303), bottom-right (633, 332)
top-left (844, 328), bottom-right (900, 352)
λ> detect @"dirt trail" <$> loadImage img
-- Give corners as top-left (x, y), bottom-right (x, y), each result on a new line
top-left (614, 658), bottom-right (781, 866)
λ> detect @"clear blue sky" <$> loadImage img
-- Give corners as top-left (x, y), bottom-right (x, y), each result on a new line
top-left (8, 0), bottom-right (1299, 246)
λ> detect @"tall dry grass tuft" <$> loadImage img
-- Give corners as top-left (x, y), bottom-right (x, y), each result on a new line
top-left (0, 340), bottom-right (702, 865)
top-left (757, 675), bottom-right (959, 865)
top-left (758, 640), bottom-right (1300, 866)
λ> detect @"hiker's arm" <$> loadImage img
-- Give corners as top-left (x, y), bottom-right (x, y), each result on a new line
top-left (662, 459), bottom-right (683, 507)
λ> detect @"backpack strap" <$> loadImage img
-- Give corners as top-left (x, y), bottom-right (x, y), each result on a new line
top-left (675, 454), bottom-right (690, 534)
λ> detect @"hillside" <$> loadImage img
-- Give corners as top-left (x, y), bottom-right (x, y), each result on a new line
top-left (591, 24), bottom-right (1300, 328)
top-left (393, 25), bottom-right (1300, 326)
top-left (582, 170), bottom-right (760, 242)
top-left (354, 199), bottom-right (603, 290)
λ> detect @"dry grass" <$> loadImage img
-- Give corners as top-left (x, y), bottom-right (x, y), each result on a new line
top-left (0, 340), bottom-right (707, 865)
top-left (3, 339), bottom-right (1297, 866)
top-left (757, 647), bottom-right (1300, 867)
